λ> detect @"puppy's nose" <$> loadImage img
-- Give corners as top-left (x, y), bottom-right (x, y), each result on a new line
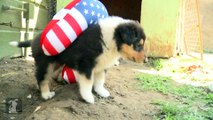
top-left (144, 55), bottom-right (148, 63)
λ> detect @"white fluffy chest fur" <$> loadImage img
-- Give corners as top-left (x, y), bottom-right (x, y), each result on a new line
top-left (94, 28), bottom-right (120, 72)
top-left (94, 45), bottom-right (120, 73)
top-left (94, 17), bottom-right (129, 72)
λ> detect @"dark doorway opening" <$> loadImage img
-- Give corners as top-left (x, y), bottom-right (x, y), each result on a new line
top-left (100, 0), bottom-right (142, 21)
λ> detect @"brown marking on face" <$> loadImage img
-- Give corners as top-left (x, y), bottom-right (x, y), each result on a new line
top-left (120, 40), bottom-right (145, 63)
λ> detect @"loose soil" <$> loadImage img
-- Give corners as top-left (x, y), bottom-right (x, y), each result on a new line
top-left (0, 58), bottom-right (171, 120)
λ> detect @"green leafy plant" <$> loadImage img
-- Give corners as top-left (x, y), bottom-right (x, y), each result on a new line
top-left (147, 58), bottom-right (164, 71)
top-left (136, 73), bottom-right (172, 94)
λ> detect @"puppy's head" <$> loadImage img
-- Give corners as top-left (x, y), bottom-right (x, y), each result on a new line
top-left (114, 21), bottom-right (146, 63)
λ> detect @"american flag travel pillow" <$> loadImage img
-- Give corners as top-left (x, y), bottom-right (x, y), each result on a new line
top-left (62, 65), bottom-right (78, 84)
top-left (41, 0), bottom-right (108, 84)
top-left (40, 0), bottom-right (108, 56)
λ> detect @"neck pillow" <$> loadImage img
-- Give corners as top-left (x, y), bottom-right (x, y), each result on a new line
top-left (41, 0), bottom-right (108, 83)
top-left (41, 0), bottom-right (108, 56)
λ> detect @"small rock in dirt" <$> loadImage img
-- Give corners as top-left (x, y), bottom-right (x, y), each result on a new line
top-left (100, 101), bottom-right (106, 105)
top-left (2, 100), bottom-right (6, 103)
top-left (122, 113), bottom-right (128, 117)
top-left (34, 106), bottom-right (41, 113)
top-left (108, 96), bottom-right (114, 99)
top-left (122, 106), bottom-right (128, 110)
top-left (87, 112), bottom-right (91, 116)
top-left (116, 91), bottom-right (126, 97)
top-left (27, 94), bottom-right (32, 99)
top-left (10, 117), bottom-right (15, 120)
top-left (119, 103), bottom-right (123, 106)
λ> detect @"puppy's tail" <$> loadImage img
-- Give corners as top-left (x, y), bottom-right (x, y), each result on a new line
top-left (9, 40), bottom-right (32, 48)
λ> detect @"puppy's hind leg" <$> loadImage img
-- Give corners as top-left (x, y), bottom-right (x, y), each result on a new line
top-left (51, 63), bottom-right (64, 83)
top-left (36, 62), bottom-right (56, 100)
top-left (94, 70), bottom-right (110, 98)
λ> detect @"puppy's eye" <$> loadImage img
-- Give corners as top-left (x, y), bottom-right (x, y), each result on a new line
top-left (133, 43), bottom-right (143, 52)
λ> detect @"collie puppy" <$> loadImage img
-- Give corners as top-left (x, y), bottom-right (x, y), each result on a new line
top-left (10, 16), bottom-right (146, 104)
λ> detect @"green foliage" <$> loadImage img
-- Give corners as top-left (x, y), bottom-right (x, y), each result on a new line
top-left (136, 73), bottom-right (213, 120)
top-left (152, 100), bottom-right (208, 120)
top-left (152, 101), bottom-right (190, 120)
top-left (147, 58), bottom-right (164, 71)
top-left (205, 93), bottom-right (213, 102)
top-left (204, 49), bottom-right (213, 54)
top-left (137, 73), bottom-right (172, 94)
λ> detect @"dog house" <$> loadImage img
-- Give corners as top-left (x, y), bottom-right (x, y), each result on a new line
top-left (101, 0), bottom-right (142, 21)
top-left (141, 0), bottom-right (180, 58)
top-left (142, 0), bottom-right (203, 59)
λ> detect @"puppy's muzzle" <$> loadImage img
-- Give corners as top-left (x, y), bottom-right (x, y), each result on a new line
top-left (131, 50), bottom-right (147, 63)
top-left (121, 44), bottom-right (147, 63)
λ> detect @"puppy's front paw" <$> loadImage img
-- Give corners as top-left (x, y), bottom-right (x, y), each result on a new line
top-left (81, 93), bottom-right (95, 104)
top-left (41, 91), bottom-right (55, 100)
top-left (95, 88), bottom-right (110, 98)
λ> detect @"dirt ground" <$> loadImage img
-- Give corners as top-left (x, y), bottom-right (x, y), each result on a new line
top-left (0, 57), bottom-right (172, 120)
